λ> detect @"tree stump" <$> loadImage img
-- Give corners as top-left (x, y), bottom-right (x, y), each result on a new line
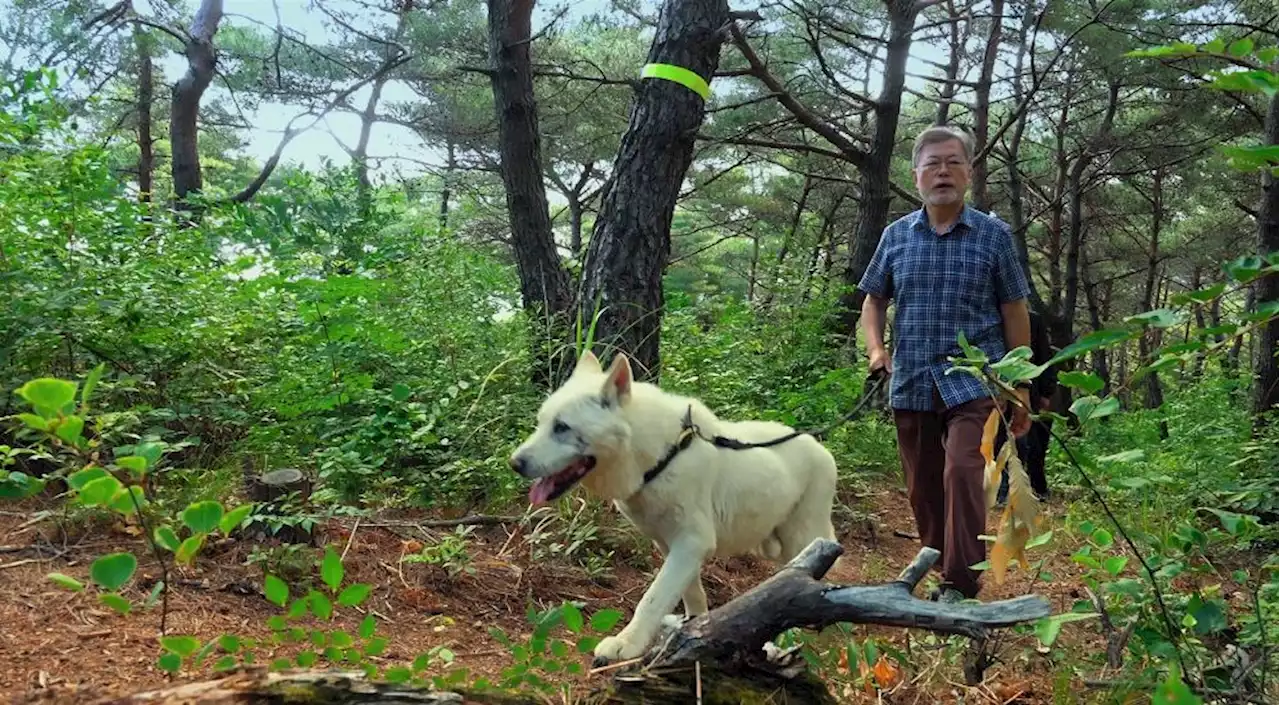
top-left (242, 467), bottom-right (314, 545)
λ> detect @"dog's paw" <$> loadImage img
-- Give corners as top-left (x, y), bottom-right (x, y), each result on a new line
top-left (660, 613), bottom-right (687, 631)
top-left (591, 634), bottom-right (645, 667)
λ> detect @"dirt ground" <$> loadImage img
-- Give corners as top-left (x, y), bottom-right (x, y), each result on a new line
top-left (0, 484), bottom-right (1109, 704)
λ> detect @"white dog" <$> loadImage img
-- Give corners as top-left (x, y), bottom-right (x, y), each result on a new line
top-left (508, 351), bottom-right (840, 664)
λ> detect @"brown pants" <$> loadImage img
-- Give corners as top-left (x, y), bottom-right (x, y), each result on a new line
top-left (893, 393), bottom-right (1001, 598)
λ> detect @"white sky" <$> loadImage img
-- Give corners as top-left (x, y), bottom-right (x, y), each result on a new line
top-left (134, 0), bottom-right (955, 186)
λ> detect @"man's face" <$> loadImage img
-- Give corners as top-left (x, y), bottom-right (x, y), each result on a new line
top-left (913, 138), bottom-right (972, 207)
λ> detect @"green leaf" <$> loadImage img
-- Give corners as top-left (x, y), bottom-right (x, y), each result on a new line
top-left (219, 503), bottom-right (254, 535)
top-left (1173, 282), bottom-right (1227, 305)
top-left (1186, 594), bottom-right (1228, 635)
top-left (17, 413), bottom-right (50, 432)
top-left (320, 546), bottom-right (344, 592)
top-left (264, 575), bottom-right (289, 607)
top-left (219, 635), bottom-right (242, 653)
top-left (1097, 449), bottom-right (1144, 464)
top-left (1154, 665), bottom-right (1204, 704)
top-left (47, 572), bottom-right (85, 592)
top-left (154, 525), bottom-right (181, 552)
top-left (1202, 507), bottom-right (1257, 537)
top-left (145, 581), bottom-right (165, 609)
top-left (175, 534), bottom-right (205, 566)
top-left (135, 442), bottom-right (164, 469)
top-left (590, 609), bottom-right (623, 633)
top-left (80, 363), bottom-right (106, 413)
top-left (561, 603), bottom-right (584, 633)
top-left (160, 636), bottom-right (202, 658)
top-left (359, 614), bottom-right (377, 639)
top-left (392, 383), bottom-right (412, 401)
top-left (296, 650), bottom-right (318, 668)
top-left (337, 583), bottom-right (372, 607)
top-left (1047, 328), bottom-right (1135, 366)
top-left (182, 501), bottom-right (224, 534)
top-left (79, 475), bottom-right (122, 507)
top-left (109, 486), bottom-right (147, 515)
top-left (97, 593), bottom-right (131, 615)
top-left (1069, 395), bottom-right (1120, 422)
top-left (17, 378), bottom-right (77, 418)
top-left (1026, 530), bottom-right (1054, 550)
top-left (1091, 527), bottom-right (1115, 548)
top-left (1103, 556), bottom-right (1128, 576)
top-left (1225, 255), bottom-right (1266, 283)
top-left (310, 590), bottom-right (333, 620)
top-left (55, 415), bottom-right (85, 447)
top-left (1125, 308), bottom-right (1184, 329)
top-left (214, 656), bottom-right (238, 671)
top-left (1246, 300), bottom-right (1279, 322)
top-left (1228, 37), bottom-right (1255, 56)
top-left (1034, 612), bottom-right (1100, 647)
top-left (1210, 70), bottom-right (1279, 97)
top-left (90, 552), bottom-right (137, 591)
top-left (385, 667), bottom-right (413, 684)
top-left (114, 456), bottom-right (148, 477)
top-left (365, 636), bottom-right (389, 657)
top-left (68, 466), bottom-right (109, 491)
top-left (157, 653), bottom-right (182, 674)
top-left (1057, 371), bottom-right (1104, 394)
top-left (1125, 42), bottom-right (1197, 59)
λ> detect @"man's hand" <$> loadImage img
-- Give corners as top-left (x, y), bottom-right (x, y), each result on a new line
top-left (1010, 387), bottom-right (1032, 437)
top-left (869, 347), bottom-right (893, 376)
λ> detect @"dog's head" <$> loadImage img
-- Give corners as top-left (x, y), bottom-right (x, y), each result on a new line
top-left (509, 351), bottom-right (636, 504)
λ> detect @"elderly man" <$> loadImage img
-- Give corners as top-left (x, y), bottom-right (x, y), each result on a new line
top-left (857, 125), bottom-right (1032, 603)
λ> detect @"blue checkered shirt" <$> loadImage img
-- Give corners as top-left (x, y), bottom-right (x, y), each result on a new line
top-left (858, 205), bottom-right (1031, 411)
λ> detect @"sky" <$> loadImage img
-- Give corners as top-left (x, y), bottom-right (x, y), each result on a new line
top-left (135, 0), bottom-right (957, 186)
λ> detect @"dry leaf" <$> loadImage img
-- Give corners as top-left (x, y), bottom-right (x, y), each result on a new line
top-left (872, 654), bottom-right (901, 689)
top-left (988, 453), bottom-right (1041, 584)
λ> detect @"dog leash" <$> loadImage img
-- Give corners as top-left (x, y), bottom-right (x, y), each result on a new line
top-left (639, 371), bottom-right (889, 487)
top-left (688, 369), bottom-right (889, 449)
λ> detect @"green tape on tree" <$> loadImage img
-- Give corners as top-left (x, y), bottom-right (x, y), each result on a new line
top-left (640, 63), bottom-right (711, 100)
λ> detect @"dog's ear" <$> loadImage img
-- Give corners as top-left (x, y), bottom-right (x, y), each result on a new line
top-left (601, 353), bottom-right (633, 404)
top-left (573, 350), bottom-right (602, 377)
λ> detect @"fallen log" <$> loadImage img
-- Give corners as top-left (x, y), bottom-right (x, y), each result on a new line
top-left (61, 539), bottom-right (1050, 705)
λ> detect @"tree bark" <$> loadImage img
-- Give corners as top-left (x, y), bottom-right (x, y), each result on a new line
top-left (487, 0), bottom-right (577, 387)
top-left (836, 0), bottom-right (922, 335)
top-left (170, 0), bottom-right (224, 209)
top-left (1004, 1), bottom-right (1044, 311)
top-left (1136, 168), bottom-right (1168, 439)
top-left (969, 0), bottom-right (1004, 213)
top-left (578, 0), bottom-right (729, 382)
top-left (933, 0), bottom-right (964, 125)
top-left (135, 28), bottom-right (154, 204)
top-left (1252, 95), bottom-right (1279, 430)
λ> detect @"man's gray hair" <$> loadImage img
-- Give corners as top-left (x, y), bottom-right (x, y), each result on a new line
top-left (912, 125), bottom-right (974, 166)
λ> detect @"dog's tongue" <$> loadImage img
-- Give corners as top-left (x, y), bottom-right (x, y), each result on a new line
top-left (529, 477), bottom-right (557, 505)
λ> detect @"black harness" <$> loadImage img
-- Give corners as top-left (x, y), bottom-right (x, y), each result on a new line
top-left (640, 371), bottom-right (890, 486)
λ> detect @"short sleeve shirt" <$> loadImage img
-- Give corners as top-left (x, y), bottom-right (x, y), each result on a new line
top-left (857, 205), bottom-right (1031, 411)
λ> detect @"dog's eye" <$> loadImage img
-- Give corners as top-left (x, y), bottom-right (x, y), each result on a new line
top-left (552, 420), bottom-right (570, 435)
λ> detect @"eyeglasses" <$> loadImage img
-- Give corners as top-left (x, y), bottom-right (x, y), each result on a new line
top-left (917, 159), bottom-right (968, 173)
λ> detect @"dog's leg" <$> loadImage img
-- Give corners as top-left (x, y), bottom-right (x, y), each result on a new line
top-left (681, 567), bottom-right (708, 615)
top-left (593, 535), bottom-right (710, 664)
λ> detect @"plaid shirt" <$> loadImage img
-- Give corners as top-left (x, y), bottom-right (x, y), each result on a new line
top-left (858, 205), bottom-right (1031, 411)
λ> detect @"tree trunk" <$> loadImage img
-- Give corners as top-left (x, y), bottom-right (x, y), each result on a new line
top-left (170, 0), bottom-right (224, 209)
top-left (1081, 256), bottom-right (1111, 393)
top-left (135, 28), bottom-right (154, 204)
top-left (1252, 95), bottom-right (1279, 430)
top-left (761, 175), bottom-right (812, 310)
top-left (578, 0), bottom-right (729, 382)
top-left (968, 0), bottom-right (1003, 213)
top-left (1136, 168), bottom-right (1168, 439)
top-left (836, 0), bottom-right (921, 335)
top-left (1054, 79), bottom-right (1119, 351)
top-left (1004, 1), bottom-right (1043, 311)
top-left (933, 0), bottom-right (963, 125)
top-left (487, 0), bottom-right (576, 387)
top-left (439, 141), bottom-right (455, 232)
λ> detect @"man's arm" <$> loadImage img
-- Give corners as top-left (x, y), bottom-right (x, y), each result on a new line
top-left (1000, 298), bottom-right (1032, 358)
top-left (862, 294), bottom-right (891, 372)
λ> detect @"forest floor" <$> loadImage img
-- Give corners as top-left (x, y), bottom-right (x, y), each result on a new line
top-left (0, 480), bottom-right (1115, 704)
